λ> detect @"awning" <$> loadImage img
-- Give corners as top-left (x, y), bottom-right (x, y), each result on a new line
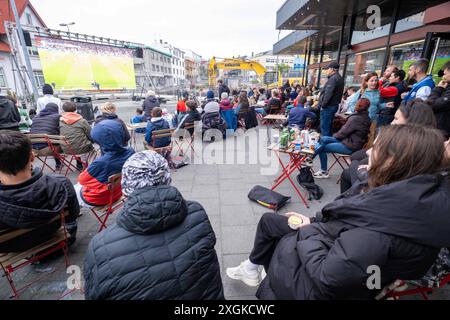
top-left (273, 30), bottom-right (318, 55)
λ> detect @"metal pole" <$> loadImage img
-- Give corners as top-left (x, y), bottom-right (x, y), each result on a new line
top-left (337, 15), bottom-right (348, 63)
top-left (429, 37), bottom-right (441, 75)
top-left (382, 0), bottom-right (401, 71)
top-left (10, 0), bottom-right (39, 106)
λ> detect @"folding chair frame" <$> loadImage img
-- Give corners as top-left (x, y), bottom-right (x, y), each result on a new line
top-left (89, 174), bottom-right (126, 233)
top-left (0, 210), bottom-right (70, 299)
top-left (385, 275), bottom-right (450, 300)
top-left (328, 153), bottom-right (351, 173)
top-left (173, 125), bottom-right (196, 158)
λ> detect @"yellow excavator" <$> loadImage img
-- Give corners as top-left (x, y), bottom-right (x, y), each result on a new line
top-left (208, 57), bottom-right (267, 88)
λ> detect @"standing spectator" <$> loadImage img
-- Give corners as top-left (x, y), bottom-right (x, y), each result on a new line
top-left (76, 120), bottom-right (135, 207)
top-left (37, 84), bottom-right (62, 114)
top-left (0, 89), bottom-right (20, 131)
top-left (95, 102), bottom-right (131, 147)
top-left (404, 59), bottom-right (436, 102)
top-left (0, 131), bottom-right (79, 252)
top-left (427, 61), bottom-right (450, 139)
top-left (60, 102), bottom-right (95, 171)
top-left (218, 79), bottom-right (230, 98)
top-left (348, 72), bottom-right (381, 121)
top-left (318, 61), bottom-right (345, 137)
top-left (379, 65), bottom-right (399, 87)
top-left (142, 90), bottom-right (160, 120)
top-left (83, 151), bottom-right (224, 300)
top-left (30, 103), bottom-right (62, 170)
top-left (377, 70), bottom-right (407, 127)
top-left (313, 98), bottom-right (371, 179)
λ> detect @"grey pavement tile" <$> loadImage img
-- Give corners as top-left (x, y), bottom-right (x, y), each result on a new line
top-left (193, 175), bottom-right (219, 186)
top-left (222, 226), bottom-right (257, 255)
top-left (219, 190), bottom-right (252, 206)
top-left (191, 185), bottom-right (220, 199)
top-left (219, 180), bottom-right (249, 191)
top-left (221, 205), bottom-right (255, 227)
top-left (195, 198), bottom-right (221, 216)
top-left (208, 215), bottom-right (222, 240)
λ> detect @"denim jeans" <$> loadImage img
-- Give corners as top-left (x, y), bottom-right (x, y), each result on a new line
top-left (320, 106), bottom-right (339, 137)
top-left (255, 108), bottom-right (267, 115)
top-left (315, 136), bottom-right (353, 172)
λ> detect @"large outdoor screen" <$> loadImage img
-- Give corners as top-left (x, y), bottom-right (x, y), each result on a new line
top-left (35, 37), bottom-right (136, 90)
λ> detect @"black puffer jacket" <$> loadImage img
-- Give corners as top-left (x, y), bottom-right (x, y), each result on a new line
top-left (142, 96), bottom-right (160, 119)
top-left (334, 112), bottom-right (371, 151)
top-left (427, 86), bottom-right (450, 138)
top-left (83, 185), bottom-right (224, 300)
top-left (257, 173), bottom-right (450, 300)
top-left (0, 96), bottom-right (20, 130)
top-left (0, 169), bottom-right (79, 252)
top-left (202, 112), bottom-right (227, 135)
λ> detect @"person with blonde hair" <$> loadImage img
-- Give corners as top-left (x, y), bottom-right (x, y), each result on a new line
top-left (95, 102), bottom-right (130, 147)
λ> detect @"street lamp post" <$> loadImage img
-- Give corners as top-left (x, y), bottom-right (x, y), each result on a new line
top-left (60, 22), bottom-right (75, 33)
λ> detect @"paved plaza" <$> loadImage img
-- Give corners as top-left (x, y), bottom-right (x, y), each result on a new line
top-left (1, 101), bottom-right (448, 300)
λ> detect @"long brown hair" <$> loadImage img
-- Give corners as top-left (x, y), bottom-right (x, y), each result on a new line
top-left (361, 72), bottom-right (379, 94)
top-left (367, 124), bottom-right (446, 190)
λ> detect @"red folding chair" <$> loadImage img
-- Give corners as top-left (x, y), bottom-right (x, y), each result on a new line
top-left (376, 275), bottom-right (450, 300)
top-left (0, 210), bottom-right (70, 299)
top-left (28, 134), bottom-right (59, 173)
top-left (89, 174), bottom-right (126, 233)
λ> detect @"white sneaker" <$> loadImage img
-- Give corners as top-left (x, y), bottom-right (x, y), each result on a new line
top-left (226, 261), bottom-right (261, 287)
top-left (303, 158), bottom-right (314, 167)
top-left (313, 170), bottom-right (330, 179)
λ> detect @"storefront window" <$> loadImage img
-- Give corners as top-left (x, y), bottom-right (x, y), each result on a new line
top-left (344, 49), bottom-right (385, 87)
top-left (351, 5), bottom-right (394, 46)
top-left (389, 40), bottom-right (424, 73)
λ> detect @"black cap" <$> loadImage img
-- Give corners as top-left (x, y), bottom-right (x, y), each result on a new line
top-left (323, 61), bottom-right (340, 70)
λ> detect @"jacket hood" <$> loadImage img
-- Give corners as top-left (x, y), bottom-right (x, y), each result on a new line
top-left (146, 96), bottom-right (158, 103)
top-left (0, 96), bottom-right (12, 107)
top-left (62, 112), bottom-right (83, 125)
top-left (91, 119), bottom-right (127, 154)
top-left (323, 173), bottom-right (450, 248)
top-left (117, 185), bottom-right (188, 235)
top-left (0, 170), bottom-right (68, 228)
top-left (39, 103), bottom-right (60, 117)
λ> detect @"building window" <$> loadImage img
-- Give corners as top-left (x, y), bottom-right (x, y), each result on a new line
top-left (0, 67), bottom-right (8, 87)
top-left (26, 13), bottom-right (33, 25)
top-left (156, 65), bottom-right (160, 72)
top-left (389, 40), bottom-right (424, 73)
top-left (27, 46), bottom-right (39, 56)
top-left (34, 71), bottom-right (45, 88)
top-left (160, 56), bottom-right (163, 62)
top-left (395, 11), bottom-right (425, 34)
top-left (345, 48), bottom-right (385, 87)
top-left (152, 64), bottom-right (156, 71)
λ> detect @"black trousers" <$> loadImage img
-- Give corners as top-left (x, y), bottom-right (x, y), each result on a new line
top-left (249, 213), bottom-right (295, 272)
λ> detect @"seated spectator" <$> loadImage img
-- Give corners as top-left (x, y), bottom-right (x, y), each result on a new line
top-left (220, 92), bottom-right (233, 111)
top-left (162, 108), bottom-right (175, 129)
top-left (28, 108), bottom-right (37, 120)
top-left (145, 107), bottom-right (171, 148)
top-left (202, 100), bottom-right (227, 140)
top-left (264, 89), bottom-right (282, 114)
top-left (288, 96), bottom-right (317, 129)
top-left (30, 103), bottom-right (62, 171)
top-left (427, 61), bottom-right (450, 139)
top-left (60, 102), bottom-right (95, 171)
top-left (179, 100), bottom-right (201, 135)
top-left (76, 120), bottom-right (135, 207)
top-left (0, 89), bottom-right (21, 131)
top-left (340, 99), bottom-right (438, 193)
top-left (95, 102), bottom-right (131, 147)
top-left (131, 107), bottom-right (146, 134)
top-left (0, 131), bottom-right (79, 252)
top-left (37, 84), bottom-right (62, 114)
top-left (83, 151), bottom-right (224, 300)
top-left (227, 124), bottom-right (450, 300)
top-left (339, 87), bottom-right (357, 114)
top-left (313, 98), bottom-right (371, 179)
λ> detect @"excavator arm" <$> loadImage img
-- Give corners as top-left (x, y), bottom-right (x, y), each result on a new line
top-left (208, 57), bottom-right (267, 88)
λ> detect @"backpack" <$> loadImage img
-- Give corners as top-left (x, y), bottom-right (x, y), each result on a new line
top-left (296, 168), bottom-right (324, 201)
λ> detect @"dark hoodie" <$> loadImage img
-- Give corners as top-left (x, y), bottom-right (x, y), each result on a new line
top-left (257, 173), bottom-right (450, 300)
top-left (30, 103), bottom-right (60, 149)
top-left (83, 185), bottom-right (224, 300)
top-left (0, 169), bottom-right (79, 252)
top-left (0, 96), bottom-right (20, 130)
top-left (95, 113), bottom-right (130, 146)
top-left (142, 96), bottom-right (160, 120)
top-left (78, 120), bottom-right (135, 206)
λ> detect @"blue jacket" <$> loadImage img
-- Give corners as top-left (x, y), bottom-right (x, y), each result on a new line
top-left (288, 106), bottom-right (317, 129)
top-left (348, 89), bottom-right (381, 121)
top-left (145, 118), bottom-right (171, 148)
top-left (131, 115), bottom-right (146, 134)
top-left (404, 75), bottom-right (436, 102)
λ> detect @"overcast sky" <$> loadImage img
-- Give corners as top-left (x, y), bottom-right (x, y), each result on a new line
top-left (31, 0), bottom-right (290, 58)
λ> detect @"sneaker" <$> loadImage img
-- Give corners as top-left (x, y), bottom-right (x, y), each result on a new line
top-left (313, 170), bottom-right (330, 179)
top-left (226, 261), bottom-right (261, 287)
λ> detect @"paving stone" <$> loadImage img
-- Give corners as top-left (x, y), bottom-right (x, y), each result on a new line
top-left (221, 205), bottom-right (255, 227)
top-left (222, 226), bottom-right (257, 255)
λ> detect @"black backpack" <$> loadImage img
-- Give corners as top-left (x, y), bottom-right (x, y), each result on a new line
top-left (248, 186), bottom-right (291, 211)
top-left (297, 168), bottom-right (324, 201)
